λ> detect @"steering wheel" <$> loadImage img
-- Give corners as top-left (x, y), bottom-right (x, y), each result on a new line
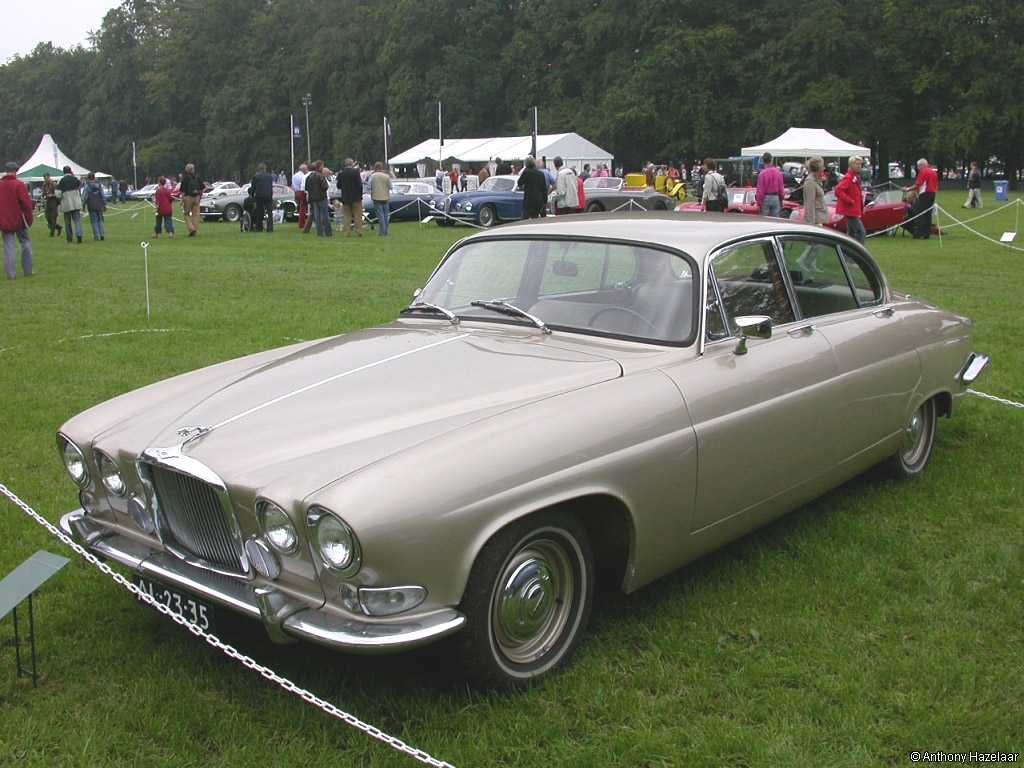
top-left (588, 306), bottom-right (658, 334)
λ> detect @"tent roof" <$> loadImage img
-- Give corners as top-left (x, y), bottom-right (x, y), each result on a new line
top-left (741, 127), bottom-right (869, 158)
top-left (17, 163), bottom-right (64, 181)
top-left (19, 134), bottom-right (91, 176)
top-left (389, 132), bottom-right (613, 165)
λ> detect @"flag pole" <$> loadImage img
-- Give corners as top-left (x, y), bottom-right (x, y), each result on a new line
top-left (384, 116), bottom-right (389, 168)
top-left (290, 114), bottom-right (295, 172)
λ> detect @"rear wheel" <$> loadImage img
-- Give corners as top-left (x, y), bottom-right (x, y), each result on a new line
top-left (585, 201), bottom-right (604, 213)
top-left (885, 398), bottom-right (937, 478)
top-left (478, 205), bottom-right (497, 228)
top-left (456, 512), bottom-right (594, 689)
top-left (223, 204), bottom-right (241, 223)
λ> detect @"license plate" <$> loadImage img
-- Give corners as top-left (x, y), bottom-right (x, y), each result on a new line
top-left (133, 576), bottom-right (216, 633)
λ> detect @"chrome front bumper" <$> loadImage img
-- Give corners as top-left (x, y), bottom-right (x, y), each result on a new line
top-left (60, 510), bottom-right (466, 653)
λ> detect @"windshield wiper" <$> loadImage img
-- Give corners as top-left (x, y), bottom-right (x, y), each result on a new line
top-left (403, 301), bottom-right (460, 326)
top-left (469, 299), bottom-right (551, 334)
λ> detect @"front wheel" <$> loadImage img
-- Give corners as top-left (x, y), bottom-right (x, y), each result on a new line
top-left (223, 204), bottom-right (242, 223)
top-left (885, 398), bottom-right (937, 478)
top-left (478, 205), bottom-right (497, 228)
top-left (456, 512), bottom-right (594, 688)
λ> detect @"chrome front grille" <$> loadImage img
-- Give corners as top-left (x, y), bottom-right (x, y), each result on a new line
top-left (149, 465), bottom-right (245, 573)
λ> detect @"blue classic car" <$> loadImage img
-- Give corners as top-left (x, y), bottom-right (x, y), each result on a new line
top-left (441, 175), bottom-right (526, 227)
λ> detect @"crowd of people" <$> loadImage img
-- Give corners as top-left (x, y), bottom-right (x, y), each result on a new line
top-left (695, 152), bottom-right (952, 244)
top-left (0, 144), bottom-right (996, 282)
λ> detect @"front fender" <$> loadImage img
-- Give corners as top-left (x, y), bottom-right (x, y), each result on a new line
top-left (307, 370), bottom-right (696, 610)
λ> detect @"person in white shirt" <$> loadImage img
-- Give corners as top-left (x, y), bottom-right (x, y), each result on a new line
top-left (551, 156), bottom-right (579, 215)
top-left (291, 163), bottom-right (308, 229)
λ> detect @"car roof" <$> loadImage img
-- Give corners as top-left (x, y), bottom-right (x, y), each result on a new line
top-left (465, 212), bottom-right (863, 258)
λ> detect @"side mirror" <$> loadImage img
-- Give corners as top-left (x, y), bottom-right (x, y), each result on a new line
top-left (733, 315), bottom-right (772, 355)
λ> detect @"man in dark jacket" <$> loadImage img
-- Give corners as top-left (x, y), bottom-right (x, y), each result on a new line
top-left (517, 156), bottom-right (549, 219)
top-left (304, 160), bottom-right (331, 237)
top-left (180, 163), bottom-right (204, 237)
top-left (337, 158), bottom-right (364, 236)
top-left (1, 162), bottom-right (34, 279)
top-left (250, 163), bottom-right (275, 232)
top-left (56, 166), bottom-right (84, 243)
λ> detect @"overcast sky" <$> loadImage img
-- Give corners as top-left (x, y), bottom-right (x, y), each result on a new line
top-left (1, 1), bottom-right (121, 63)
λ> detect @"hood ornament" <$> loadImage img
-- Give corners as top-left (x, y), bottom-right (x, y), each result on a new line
top-left (175, 425), bottom-right (210, 442)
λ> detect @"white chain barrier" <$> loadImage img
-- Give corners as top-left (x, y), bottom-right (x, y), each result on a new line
top-left (935, 203), bottom-right (1024, 253)
top-left (0, 483), bottom-right (456, 768)
top-left (967, 389), bottom-right (1024, 409)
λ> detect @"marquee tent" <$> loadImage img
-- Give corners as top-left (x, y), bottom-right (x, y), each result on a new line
top-left (742, 128), bottom-right (869, 158)
top-left (17, 134), bottom-right (111, 181)
top-left (389, 133), bottom-right (613, 170)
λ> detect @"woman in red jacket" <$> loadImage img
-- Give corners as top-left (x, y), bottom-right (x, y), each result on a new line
top-left (834, 156), bottom-right (865, 243)
top-left (153, 177), bottom-right (175, 239)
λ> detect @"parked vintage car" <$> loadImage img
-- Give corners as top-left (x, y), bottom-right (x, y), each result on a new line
top-left (200, 183), bottom-right (295, 222)
top-left (128, 183), bottom-right (159, 201)
top-left (677, 186), bottom-right (801, 217)
top-left (790, 188), bottom-right (913, 235)
top-left (361, 180), bottom-right (447, 223)
top-left (441, 175), bottom-right (525, 227)
top-left (57, 213), bottom-right (987, 687)
top-left (582, 177), bottom-right (677, 213)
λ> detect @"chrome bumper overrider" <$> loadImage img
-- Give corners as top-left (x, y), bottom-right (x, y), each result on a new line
top-left (60, 510), bottom-right (466, 653)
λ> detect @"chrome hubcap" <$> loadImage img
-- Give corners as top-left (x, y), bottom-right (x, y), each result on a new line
top-left (493, 539), bottom-right (574, 665)
top-left (900, 404), bottom-right (930, 466)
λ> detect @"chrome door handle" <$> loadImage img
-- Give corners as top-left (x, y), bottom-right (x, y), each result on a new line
top-left (788, 324), bottom-right (816, 337)
top-left (873, 307), bottom-right (895, 318)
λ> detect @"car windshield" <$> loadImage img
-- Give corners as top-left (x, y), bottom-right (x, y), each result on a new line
top-left (479, 177), bottom-right (516, 193)
top-left (870, 190), bottom-right (904, 205)
top-left (416, 238), bottom-right (696, 344)
top-left (584, 177), bottom-right (623, 190)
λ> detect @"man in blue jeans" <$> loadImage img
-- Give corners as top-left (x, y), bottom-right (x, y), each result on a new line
top-left (370, 162), bottom-right (392, 236)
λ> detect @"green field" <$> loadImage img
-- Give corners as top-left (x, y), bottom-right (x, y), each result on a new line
top-left (1, 194), bottom-right (1021, 767)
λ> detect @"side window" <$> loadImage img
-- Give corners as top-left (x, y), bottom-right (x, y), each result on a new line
top-left (710, 241), bottom-right (795, 331)
top-left (840, 247), bottom-right (883, 305)
top-left (780, 239), bottom-right (857, 317)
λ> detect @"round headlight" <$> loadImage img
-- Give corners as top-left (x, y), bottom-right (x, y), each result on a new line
top-left (308, 507), bottom-right (360, 573)
top-left (58, 435), bottom-right (89, 487)
top-left (258, 500), bottom-right (298, 554)
top-left (96, 450), bottom-right (127, 497)
top-left (462, 201), bottom-right (473, 211)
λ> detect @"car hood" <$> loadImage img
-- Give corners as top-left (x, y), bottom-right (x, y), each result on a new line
top-left (106, 324), bottom-right (622, 495)
top-left (449, 189), bottom-right (521, 203)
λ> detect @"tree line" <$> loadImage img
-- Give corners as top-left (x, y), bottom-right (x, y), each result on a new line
top-left (1, 0), bottom-right (1021, 184)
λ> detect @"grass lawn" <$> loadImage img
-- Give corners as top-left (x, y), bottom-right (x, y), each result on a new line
top-left (1, 193), bottom-right (1021, 767)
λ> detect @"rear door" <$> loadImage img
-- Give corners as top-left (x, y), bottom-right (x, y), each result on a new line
top-left (777, 235), bottom-right (920, 457)
top-left (662, 238), bottom-right (841, 532)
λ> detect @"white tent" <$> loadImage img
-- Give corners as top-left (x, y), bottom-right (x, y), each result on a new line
top-left (390, 132), bottom-right (612, 171)
top-left (742, 128), bottom-right (869, 158)
top-left (17, 134), bottom-right (111, 180)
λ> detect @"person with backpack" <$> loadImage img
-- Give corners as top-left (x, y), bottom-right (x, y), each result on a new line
top-left (701, 158), bottom-right (728, 212)
top-left (83, 173), bottom-right (107, 240)
top-left (56, 166), bottom-right (84, 243)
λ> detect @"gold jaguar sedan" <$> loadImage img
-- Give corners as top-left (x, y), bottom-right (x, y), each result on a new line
top-left (57, 213), bottom-right (988, 688)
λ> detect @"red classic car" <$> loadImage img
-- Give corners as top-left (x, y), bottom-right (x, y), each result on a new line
top-left (789, 189), bottom-right (911, 235)
top-left (676, 186), bottom-right (800, 217)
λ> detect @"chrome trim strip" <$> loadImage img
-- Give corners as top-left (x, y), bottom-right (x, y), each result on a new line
top-left (283, 609), bottom-right (466, 654)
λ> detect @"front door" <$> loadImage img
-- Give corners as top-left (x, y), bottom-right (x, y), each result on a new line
top-left (662, 238), bottom-right (841, 532)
